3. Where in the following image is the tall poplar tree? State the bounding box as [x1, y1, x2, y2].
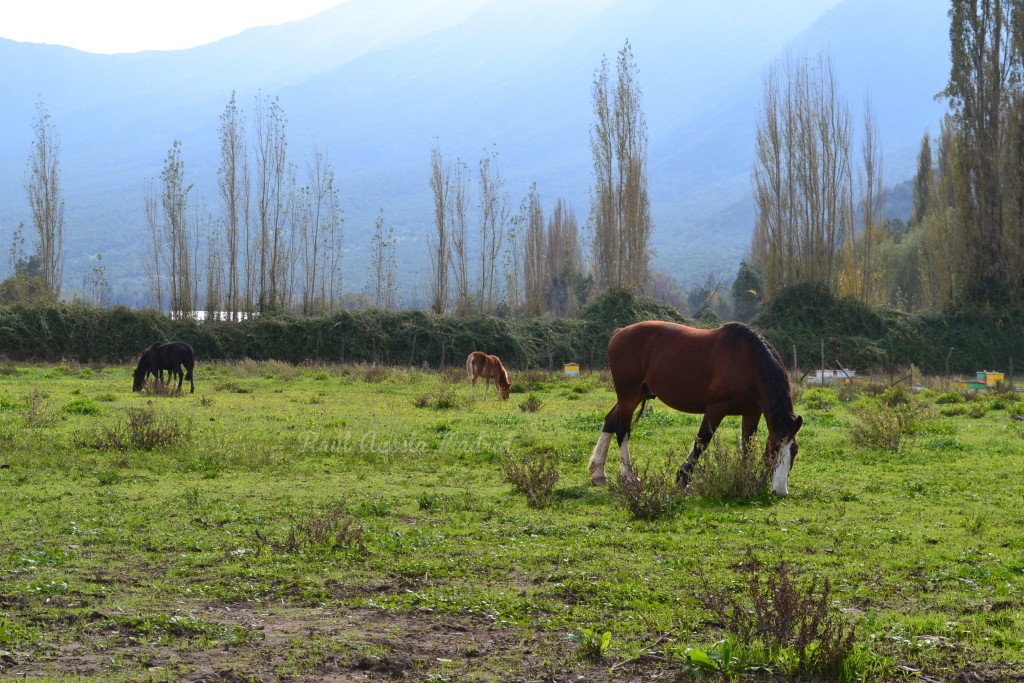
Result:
[25, 100, 64, 300]
[590, 40, 652, 292]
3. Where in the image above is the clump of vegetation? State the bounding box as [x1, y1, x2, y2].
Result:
[414, 384, 468, 410]
[142, 378, 183, 396]
[518, 394, 543, 412]
[0, 362, 17, 376]
[80, 403, 191, 451]
[849, 396, 923, 451]
[501, 446, 559, 508]
[513, 369, 553, 394]
[25, 390, 59, 427]
[260, 360, 302, 381]
[802, 386, 838, 411]
[934, 390, 966, 405]
[569, 627, 612, 661]
[360, 364, 389, 383]
[611, 458, 684, 519]
[260, 502, 366, 556]
[691, 550, 858, 679]
[63, 397, 100, 415]
[686, 438, 770, 502]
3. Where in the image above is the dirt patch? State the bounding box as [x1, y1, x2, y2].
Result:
[2, 602, 641, 681]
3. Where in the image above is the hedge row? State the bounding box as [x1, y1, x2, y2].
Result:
[1, 285, 1020, 375]
[0, 288, 683, 370]
[752, 283, 1024, 376]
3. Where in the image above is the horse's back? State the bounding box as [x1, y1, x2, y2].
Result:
[607, 321, 754, 413]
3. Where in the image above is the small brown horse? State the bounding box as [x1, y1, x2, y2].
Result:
[466, 351, 511, 400]
[588, 321, 803, 496]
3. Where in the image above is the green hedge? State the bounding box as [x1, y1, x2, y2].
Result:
[0, 288, 685, 370]
[753, 283, 1024, 375]
[3, 285, 1017, 375]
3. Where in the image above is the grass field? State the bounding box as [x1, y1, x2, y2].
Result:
[0, 360, 1022, 681]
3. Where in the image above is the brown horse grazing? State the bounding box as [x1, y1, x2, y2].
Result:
[132, 341, 196, 393]
[587, 321, 803, 497]
[466, 351, 511, 400]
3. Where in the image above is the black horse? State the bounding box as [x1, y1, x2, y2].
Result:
[132, 341, 196, 393]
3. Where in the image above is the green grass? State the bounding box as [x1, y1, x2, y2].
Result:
[0, 363, 1022, 680]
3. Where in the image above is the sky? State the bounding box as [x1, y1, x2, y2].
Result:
[1, 0, 345, 54]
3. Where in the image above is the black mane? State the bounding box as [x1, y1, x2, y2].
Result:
[719, 322, 793, 420]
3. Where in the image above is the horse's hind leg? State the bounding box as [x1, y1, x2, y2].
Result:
[588, 428, 613, 485]
[588, 401, 638, 485]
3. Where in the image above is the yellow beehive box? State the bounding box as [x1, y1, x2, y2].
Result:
[564, 362, 580, 377]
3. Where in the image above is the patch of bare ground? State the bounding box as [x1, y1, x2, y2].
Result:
[1, 602, 656, 681]
[956, 663, 1024, 682]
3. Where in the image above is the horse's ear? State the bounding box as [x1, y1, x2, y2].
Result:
[794, 415, 803, 433]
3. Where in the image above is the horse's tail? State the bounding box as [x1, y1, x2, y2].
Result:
[631, 383, 656, 426]
[184, 344, 196, 381]
[632, 398, 649, 427]
[466, 352, 476, 379]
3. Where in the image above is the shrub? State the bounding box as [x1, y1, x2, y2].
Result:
[63, 398, 100, 415]
[686, 438, 770, 502]
[611, 458, 684, 520]
[260, 360, 302, 381]
[849, 398, 922, 451]
[361, 364, 388, 383]
[258, 502, 365, 556]
[879, 383, 913, 407]
[25, 390, 59, 427]
[80, 403, 191, 451]
[801, 387, 838, 411]
[501, 446, 559, 508]
[414, 385, 468, 410]
[518, 394, 543, 412]
[696, 549, 858, 678]
[935, 390, 966, 405]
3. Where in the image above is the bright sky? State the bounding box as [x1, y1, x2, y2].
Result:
[1, 1, 345, 54]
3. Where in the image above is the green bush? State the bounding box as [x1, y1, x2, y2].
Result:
[802, 387, 838, 411]
[501, 446, 560, 509]
[686, 438, 770, 502]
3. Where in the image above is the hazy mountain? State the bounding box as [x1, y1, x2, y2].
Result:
[0, 0, 950, 304]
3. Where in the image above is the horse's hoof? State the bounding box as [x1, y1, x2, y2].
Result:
[591, 476, 607, 486]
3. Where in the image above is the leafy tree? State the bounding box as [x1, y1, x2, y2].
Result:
[730, 262, 763, 322]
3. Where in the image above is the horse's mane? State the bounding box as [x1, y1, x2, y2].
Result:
[720, 322, 792, 417]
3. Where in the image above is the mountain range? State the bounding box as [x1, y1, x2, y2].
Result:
[0, 0, 951, 305]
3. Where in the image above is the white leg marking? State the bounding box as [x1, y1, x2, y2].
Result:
[588, 432, 613, 485]
[771, 440, 793, 497]
[619, 434, 636, 481]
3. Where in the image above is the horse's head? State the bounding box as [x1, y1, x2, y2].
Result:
[132, 359, 148, 391]
[498, 371, 511, 400]
[766, 413, 803, 497]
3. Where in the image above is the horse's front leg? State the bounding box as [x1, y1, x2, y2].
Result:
[677, 412, 724, 487]
[741, 413, 761, 458]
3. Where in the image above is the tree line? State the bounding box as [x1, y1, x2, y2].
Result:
[2, 41, 654, 320]
[8, 3, 1022, 323]
[747, 0, 1024, 315]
